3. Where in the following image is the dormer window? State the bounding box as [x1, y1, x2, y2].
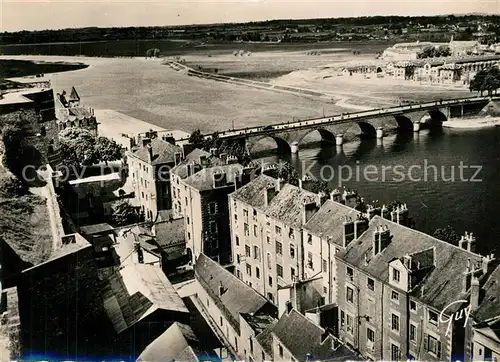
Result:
[392, 268, 401, 282]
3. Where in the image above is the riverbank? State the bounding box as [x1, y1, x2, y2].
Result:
[443, 117, 500, 129]
[0, 59, 88, 79]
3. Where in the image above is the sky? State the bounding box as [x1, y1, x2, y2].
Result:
[1, 0, 498, 32]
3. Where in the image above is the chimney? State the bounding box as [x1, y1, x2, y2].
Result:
[373, 225, 391, 256]
[343, 190, 358, 208]
[381, 204, 389, 219]
[354, 214, 369, 239]
[330, 189, 342, 203]
[219, 153, 228, 163]
[264, 185, 277, 206]
[285, 300, 293, 314]
[141, 137, 151, 148]
[482, 254, 495, 275]
[199, 155, 209, 167]
[459, 235, 468, 250]
[302, 200, 318, 225]
[146, 143, 153, 161]
[276, 177, 285, 192]
[174, 152, 182, 165]
[186, 163, 193, 177]
[470, 276, 480, 311]
[366, 205, 378, 220]
[61, 235, 77, 245]
[305, 306, 321, 326]
[343, 216, 355, 247]
[317, 191, 328, 206]
[466, 232, 476, 253]
[213, 171, 227, 188]
[209, 147, 217, 156]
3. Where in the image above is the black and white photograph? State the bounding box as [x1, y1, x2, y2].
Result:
[0, 0, 499, 361]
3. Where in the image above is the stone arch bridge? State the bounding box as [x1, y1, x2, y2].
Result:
[184, 96, 496, 154]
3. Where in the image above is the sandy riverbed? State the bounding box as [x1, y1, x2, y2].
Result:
[443, 117, 500, 129]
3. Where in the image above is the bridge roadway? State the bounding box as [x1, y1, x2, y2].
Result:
[197, 95, 498, 141]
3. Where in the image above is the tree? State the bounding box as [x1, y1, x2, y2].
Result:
[146, 48, 161, 58]
[95, 136, 122, 163]
[111, 200, 142, 226]
[436, 45, 451, 57]
[189, 129, 204, 145]
[59, 128, 97, 169]
[433, 225, 461, 245]
[470, 66, 500, 95]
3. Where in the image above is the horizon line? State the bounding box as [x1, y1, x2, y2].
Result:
[2, 11, 498, 34]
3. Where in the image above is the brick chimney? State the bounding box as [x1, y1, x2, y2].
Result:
[470, 276, 480, 311]
[373, 225, 391, 257]
[302, 200, 319, 224]
[354, 214, 369, 239]
[264, 185, 277, 206]
[330, 189, 342, 203]
[343, 216, 355, 247]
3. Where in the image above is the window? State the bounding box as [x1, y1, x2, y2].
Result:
[346, 314, 353, 334]
[269, 276, 273, 286]
[250, 338, 253, 353]
[187, 217, 190, 225]
[428, 310, 438, 325]
[290, 267, 295, 279]
[367, 278, 375, 291]
[235, 236, 239, 246]
[246, 263, 252, 276]
[237, 255, 241, 264]
[425, 334, 441, 358]
[253, 245, 260, 260]
[392, 268, 401, 282]
[185, 197, 188, 205]
[253, 208, 257, 217]
[391, 314, 400, 332]
[346, 287, 354, 304]
[341, 310, 345, 326]
[278, 344, 283, 358]
[410, 300, 417, 312]
[322, 259, 327, 272]
[245, 245, 251, 257]
[262, 352, 265, 361]
[289, 228, 294, 239]
[307, 252, 313, 268]
[391, 290, 399, 302]
[235, 337, 238, 352]
[254, 225, 258, 237]
[266, 233, 271, 244]
[234, 214, 238, 222]
[307, 233, 312, 244]
[367, 328, 375, 343]
[276, 241, 283, 255]
[243, 209, 249, 220]
[275, 226, 282, 236]
[188, 232, 191, 240]
[244, 223, 249, 236]
[267, 253, 272, 269]
[220, 316, 223, 326]
[209, 221, 218, 234]
[346, 267, 354, 279]
[391, 344, 400, 361]
[290, 244, 295, 259]
[256, 267, 260, 279]
[410, 324, 417, 342]
[277, 264, 283, 278]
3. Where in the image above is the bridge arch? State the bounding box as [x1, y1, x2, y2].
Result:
[296, 128, 336, 146]
[246, 135, 291, 154]
[394, 115, 414, 131]
[424, 110, 447, 128]
[357, 121, 377, 137]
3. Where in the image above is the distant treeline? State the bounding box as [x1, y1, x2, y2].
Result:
[1, 14, 499, 45]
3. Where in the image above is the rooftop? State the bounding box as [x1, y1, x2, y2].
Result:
[129, 137, 182, 165]
[475, 265, 500, 322]
[171, 148, 225, 179]
[0, 88, 45, 106]
[194, 253, 276, 333]
[337, 216, 483, 312]
[154, 218, 185, 249]
[136, 322, 199, 362]
[183, 163, 244, 192]
[102, 263, 189, 334]
[272, 309, 359, 361]
[80, 223, 115, 236]
[303, 200, 358, 245]
[230, 174, 277, 209]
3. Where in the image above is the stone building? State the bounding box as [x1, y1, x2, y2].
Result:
[126, 133, 183, 221]
[0, 88, 61, 168]
[181, 163, 244, 265]
[335, 217, 495, 361]
[55, 87, 98, 137]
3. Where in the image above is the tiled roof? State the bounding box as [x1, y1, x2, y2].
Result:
[130, 138, 182, 165]
[102, 263, 188, 334]
[194, 253, 276, 333]
[230, 174, 277, 209]
[303, 200, 358, 246]
[475, 265, 500, 322]
[154, 218, 185, 248]
[255, 319, 278, 357]
[337, 216, 483, 312]
[80, 223, 114, 235]
[272, 309, 359, 361]
[183, 164, 244, 192]
[136, 322, 199, 362]
[265, 184, 318, 229]
[68, 107, 93, 120]
[171, 148, 225, 179]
